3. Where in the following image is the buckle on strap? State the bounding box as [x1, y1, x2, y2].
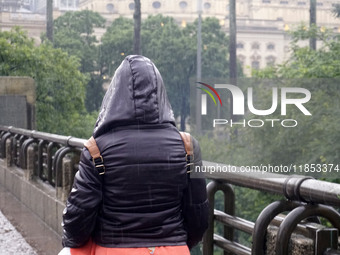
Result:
[185, 154, 194, 162]
[93, 156, 105, 175]
[186, 163, 194, 173]
[186, 154, 194, 174]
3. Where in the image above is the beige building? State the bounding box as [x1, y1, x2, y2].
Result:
[79, 0, 340, 73]
[1, 0, 340, 72]
[0, 0, 77, 42]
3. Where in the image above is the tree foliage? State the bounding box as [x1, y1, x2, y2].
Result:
[251, 25, 340, 176]
[196, 26, 340, 248]
[198, 25, 340, 180]
[53, 10, 105, 72]
[100, 15, 235, 131]
[2, 13, 235, 134]
[100, 17, 134, 77]
[52, 10, 106, 112]
[141, 15, 196, 130]
[0, 27, 94, 137]
[264, 24, 340, 78]
[142, 15, 235, 130]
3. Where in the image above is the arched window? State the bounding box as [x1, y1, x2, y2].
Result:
[252, 42, 260, 50]
[266, 56, 276, 66]
[152, 1, 161, 9]
[267, 43, 275, 50]
[129, 2, 135, 10]
[179, 1, 188, 9]
[236, 42, 244, 49]
[252, 61, 260, 70]
[106, 4, 114, 12]
[203, 2, 211, 9]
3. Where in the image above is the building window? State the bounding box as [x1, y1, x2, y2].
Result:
[152, 1, 161, 9]
[252, 42, 260, 50]
[106, 3, 114, 12]
[267, 43, 275, 50]
[129, 2, 135, 10]
[297, 1, 306, 5]
[266, 56, 276, 66]
[262, 0, 271, 3]
[60, 0, 77, 8]
[203, 2, 211, 9]
[280, 1, 288, 4]
[236, 42, 244, 49]
[179, 1, 188, 9]
[251, 61, 260, 70]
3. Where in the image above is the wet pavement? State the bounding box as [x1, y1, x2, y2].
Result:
[0, 185, 62, 255]
[0, 209, 37, 254]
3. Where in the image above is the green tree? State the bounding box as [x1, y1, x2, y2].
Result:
[0, 27, 95, 137]
[53, 10, 105, 72]
[100, 15, 240, 131]
[252, 25, 340, 181]
[196, 26, 340, 249]
[141, 15, 233, 130]
[100, 17, 134, 77]
[253, 24, 340, 80]
[51, 10, 106, 112]
[141, 15, 196, 130]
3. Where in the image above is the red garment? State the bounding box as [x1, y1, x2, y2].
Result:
[70, 240, 190, 255]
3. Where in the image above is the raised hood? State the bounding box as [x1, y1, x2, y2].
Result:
[93, 55, 175, 138]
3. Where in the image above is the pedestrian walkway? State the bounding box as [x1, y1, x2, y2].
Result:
[0, 209, 37, 254]
[0, 185, 62, 255]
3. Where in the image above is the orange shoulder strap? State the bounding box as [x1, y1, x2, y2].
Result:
[179, 132, 193, 156]
[179, 132, 194, 174]
[84, 136, 105, 175]
[84, 136, 101, 159]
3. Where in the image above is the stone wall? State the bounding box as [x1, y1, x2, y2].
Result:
[0, 141, 64, 237]
[0, 77, 36, 129]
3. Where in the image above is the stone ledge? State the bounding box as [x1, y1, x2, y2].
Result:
[0, 159, 64, 241]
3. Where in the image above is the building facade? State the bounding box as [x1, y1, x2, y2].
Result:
[78, 0, 340, 73]
[1, 0, 340, 72]
[0, 0, 79, 42]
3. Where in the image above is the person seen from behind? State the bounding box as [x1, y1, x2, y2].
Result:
[59, 55, 209, 255]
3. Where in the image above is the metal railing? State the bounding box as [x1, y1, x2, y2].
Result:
[0, 125, 85, 188]
[203, 162, 340, 255]
[1, 125, 340, 255]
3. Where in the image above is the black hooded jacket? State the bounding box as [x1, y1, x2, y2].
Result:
[62, 55, 209, 249]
